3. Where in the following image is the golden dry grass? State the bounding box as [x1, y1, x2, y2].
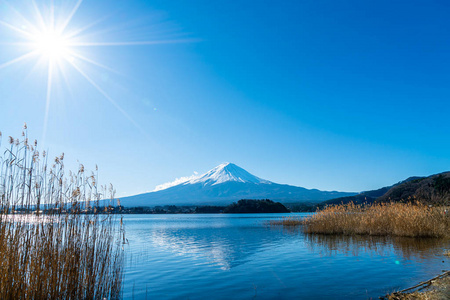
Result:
[270, 216, 303, 226]
[0, 126, 125, 299]
[272, 202, 450, 238]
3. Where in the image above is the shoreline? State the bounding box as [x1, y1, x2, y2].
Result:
[381, 270, 449, 299]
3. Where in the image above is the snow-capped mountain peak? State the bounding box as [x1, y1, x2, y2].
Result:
[187, 163, 271, 186]
[120, 162, 357, 206]
[154, 163, 272, 192]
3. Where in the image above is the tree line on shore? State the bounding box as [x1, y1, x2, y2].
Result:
[110, 199, 290, 214]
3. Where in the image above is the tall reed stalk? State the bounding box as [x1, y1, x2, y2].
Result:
[0, 125, 125, 299]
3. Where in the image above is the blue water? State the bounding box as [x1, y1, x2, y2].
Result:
[122, 213, 449, 299]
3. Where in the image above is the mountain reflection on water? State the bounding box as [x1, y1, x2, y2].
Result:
[126, 214, 296, 270]
[123, 214, 449, 299]
[146, 226, 291, 270]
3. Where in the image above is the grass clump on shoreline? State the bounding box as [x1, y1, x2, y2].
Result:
[0, 126, 125, 299]
[272, 202, 449, 238]
[384, 271, 450, 300]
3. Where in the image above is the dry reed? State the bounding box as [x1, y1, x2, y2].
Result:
[272, 202, 450, 238]
[270, 216, 303, 227]
[0, 125, 125, 299]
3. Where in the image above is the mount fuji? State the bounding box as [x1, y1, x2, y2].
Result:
[118, 163, 356, 207]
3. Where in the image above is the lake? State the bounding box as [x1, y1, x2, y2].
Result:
[122, 213, 449, 299]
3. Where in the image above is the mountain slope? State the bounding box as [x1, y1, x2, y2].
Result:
[377, 172, 450, 204]
[119, 163, 357, 207]
[322, 176, 423, 205]
[322, 172, 450, 206]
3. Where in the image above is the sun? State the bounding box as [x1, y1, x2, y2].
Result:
[0, 0, 189, 143]
[0, 0, 128, 140]
[32, 29, 71, 61]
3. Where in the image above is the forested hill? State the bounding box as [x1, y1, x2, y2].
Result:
[323, 172, 450, 206]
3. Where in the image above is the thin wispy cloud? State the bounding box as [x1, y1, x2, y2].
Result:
[153, 171, 199, 192]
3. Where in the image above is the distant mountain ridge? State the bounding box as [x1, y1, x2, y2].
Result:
[323, 172, 450, 206]
[118, 163, 357, 207]
[378, 172, 450, 204]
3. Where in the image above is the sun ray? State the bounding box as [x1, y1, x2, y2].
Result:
[0, 42, 34, 46]
[0, 50, 39, 69]
[0, 20, 35, 39]
[59, 0, 83, 33]
[57, 60, 75, 99]
[23, 56, 48, 84]
[49, 1, 55, 30]
[67, 50, 118, 74]
[0, 1, 42, 35]
[64, 16, 110, 40]
[42, 60, 53, 145]
[67, 60, 149, 137]
[31, 0, 47, 32]
[71, 38, 199, 47]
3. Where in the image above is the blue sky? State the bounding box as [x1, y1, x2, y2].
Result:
[1, 0, 449, 197]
